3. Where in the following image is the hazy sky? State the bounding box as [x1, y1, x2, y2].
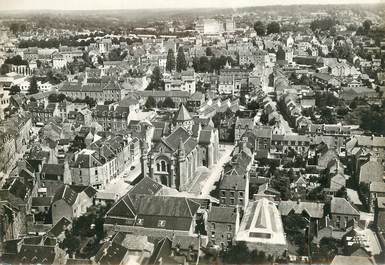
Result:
[0, 0, 382, 10]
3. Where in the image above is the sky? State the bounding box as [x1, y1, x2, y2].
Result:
[0, 0, 382, 11]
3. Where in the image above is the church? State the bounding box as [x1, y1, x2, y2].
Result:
[141, 104, 219, 191]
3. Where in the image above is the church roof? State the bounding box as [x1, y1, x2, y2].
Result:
[174, 104, 192, 122]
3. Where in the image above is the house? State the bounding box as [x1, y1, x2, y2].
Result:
[375, 197, 385, 234]
[92, 104, 130, 131]
[219, 150, 252, 208]
[278, 200, 324, 220]
[358, 159, 384, 185]
[47, 217, 72, 241]
[164, 70, 196, 94]
[104, 195, 202, 238]
[186, 91, 205, 111]
[207, 206, 240, 249]
[51, 185, 95, 224]
[235, 198, 287, 257]
[16, 244, 67, 265]
[330, 197, 360, 231]
[234, 117, 255, 143]
[93, 241, 130, 265]
[330, 255, 377, 265]
[370, 181, 385, 212]
[340, 86, 378, 103]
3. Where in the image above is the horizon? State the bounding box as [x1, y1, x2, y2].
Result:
[0, 0, 383, 11]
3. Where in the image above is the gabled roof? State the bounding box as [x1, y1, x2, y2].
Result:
[136, 195, 200, 218]
[18, 245, 56, 265]
[52, 185, 78, 206]
[148, 237, 172, 265]
[105, 193, 136, 219]
[208, 206, 237, 223]
[94, 241, 128, 265]
[330, 255, 376, 265]
[128, 177, 163, 197]
[278, 200, 324, 219]
[330, 197, 359, 216]
[48, 217, 72, 238]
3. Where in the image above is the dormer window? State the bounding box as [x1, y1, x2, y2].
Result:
[157, 220, 166, 228]
[136, 218, 144, 226]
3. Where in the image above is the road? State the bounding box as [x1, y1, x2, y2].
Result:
[102, 157, 142, 197]
[189, 144, 234, 197]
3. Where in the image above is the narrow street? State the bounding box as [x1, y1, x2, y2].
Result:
[189, 143, 234, 197]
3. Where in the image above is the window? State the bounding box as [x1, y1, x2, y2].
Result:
[230, 198, 235, 204]
[211, 223, 215, 230]
[95, 170, 98, 175]
[239, 191, 243, 197]
[211, 231, 215, 238]
[227, 233, 232, 239]
[158, 220, 166, 228]
[221, 191, 226, 197]
[227, 225, 232, 231]
[230, 191, 235, 197]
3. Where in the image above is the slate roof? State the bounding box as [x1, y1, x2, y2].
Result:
[278, 200, 324, 219]
[52, 185, 78, 206]
[370, 181, 385, 193]
[69, 185, 97, 198]
[359, 160, 384, 184]
[31, 196, 53, 207]
[174, 104, 192, 122]
[19, 245, 56, 265]
[128, 177, 163, 197]
[136, 196, 200, 218]
[105, 193, 136, 219]
[198, 129, 212, 145]
[208, 206, 238, 223]
[220, 174, 247, 191]
[149, 237, 172, 265]
[94, 241, 128, 265]
[330, 197, 360, 216]
[41, 164, 64, 179]
[48, 217, 72, 238]
[330, 255, 376, 265]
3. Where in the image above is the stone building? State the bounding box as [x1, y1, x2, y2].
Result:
[141, 104, 219, 191]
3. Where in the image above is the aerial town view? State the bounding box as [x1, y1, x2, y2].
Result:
[0, 0, 384, 264]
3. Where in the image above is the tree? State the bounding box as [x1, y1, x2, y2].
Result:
[166, 48, 175, 72]
[146, 66, 164, 91]
[276, 46, 286, 61]
[267, 22, 280, 35]
[363, 19, 372, 32]
[205, 47, 213, 56]
[145, 96, 156, 109]
[0, 64, 11, 75]
[246, 100, 259, 110]
[253, 21, 266, 36]
[9, 85, 20, 95]
[336, 186, 347, 199]
[28, 76, 39, 95]
[60, 231, 80, 256]
[176, 47, 187, 72]
[162, 97, 175, 108]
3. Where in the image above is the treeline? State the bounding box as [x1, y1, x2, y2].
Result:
[310, 17, 339, 32]
[18, 36, 142, 49]
[253, 21, 281, 36]
[192, 55, 238, 73]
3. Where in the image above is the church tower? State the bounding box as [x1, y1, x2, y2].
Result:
[173, 104, 193, 133]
